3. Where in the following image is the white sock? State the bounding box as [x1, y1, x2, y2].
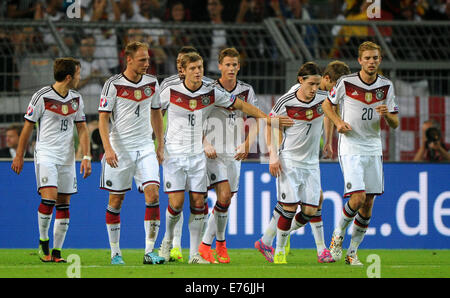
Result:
[188, 207, 205, 258]
[335, 201, 357, 237]
[202, 211, 216, 245]
[53, 204, 70, 250]
[165, 205, 182, 242]
[310, 210, 326, 254]
[214, 202, 229, 242]
[37, 198, 55, 241]
[106, 205, 121, 258]
[347, 213, 371, 256]
[144, 220, 160, 254]
[172, 213, 183, 248]
[262, 203, 282, 246]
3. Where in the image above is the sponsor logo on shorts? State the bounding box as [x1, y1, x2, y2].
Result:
[166, 182, 171, 189]
[346, 182, 352, 189]
[106, 180, 113, 187]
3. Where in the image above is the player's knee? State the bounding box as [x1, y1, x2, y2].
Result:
[218, 190, 232, 205]
[144, 187, 159, 204]
[351, 191, 366, 209]
[301, 205, 318, 217]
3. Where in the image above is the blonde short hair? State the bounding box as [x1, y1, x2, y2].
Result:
[358, 41, 382, 58]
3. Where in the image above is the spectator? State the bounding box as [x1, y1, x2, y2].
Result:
[128, 0, 168, 47]
[0, 29, 19, 93]
[13, 27, 54, 93]
[413, 119, 450, 162]
[0, 124, 33, 158]
[329, 0, 370, 58]
[6, 0, 37, 19]
[278, 0, 318, 57]
[205, 0, 226, 76]
[236, 0, 278, 23]
[164, 1, 192, 72]
[77, 34, 111, 113]
[34, 0, 77, 56]
[83, 0, 121, 74]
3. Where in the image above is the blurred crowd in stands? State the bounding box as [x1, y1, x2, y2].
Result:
[0, 0, 448, 94]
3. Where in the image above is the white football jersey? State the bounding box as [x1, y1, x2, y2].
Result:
[99, 73, 161, 152]
[327, 72, 399, 155]
[205, 80, 259, 155]
[270, 86, 327, 168]
[160, 74, 214, 110]
[160, 80, 236, 157]
[24, 86, 86, 165]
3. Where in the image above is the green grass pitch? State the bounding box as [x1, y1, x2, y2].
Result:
[0, 248, 449, 278]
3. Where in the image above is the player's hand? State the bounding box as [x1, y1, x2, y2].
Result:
[204, 142, 217, 159]
[269, 152, 282, 177]
[375, 104, 388, 116]
[322, 142, 333, 159]
[156, 145, 164, 164]
[105, 148, 119, 168]
[234, 142, 249, 161]
[336, 120, 352, 134]
[270, 115, 294, 128]
[80, 159, 92, 179]
[11, 156, 24, 175]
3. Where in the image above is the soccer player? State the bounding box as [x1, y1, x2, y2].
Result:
[160, 46, 214, 263]
[258, 62, 328, 264]
[322, 41, 399, 265]
[158, 52, 293, 264]
[255, 61, 351, 263]
[198, 47, 259, 264]
[11, 57, 92, 263]
[98, 41, 165, 265]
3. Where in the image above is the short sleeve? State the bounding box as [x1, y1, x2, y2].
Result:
[24, 93, 45, 123]
[327, 80, 345, 105]
[386, 83, 399, 114]
[214, 86, 236, 108]
[151, 81, 162, 109]
[98, 78, 117, 112]
[75, 95, 87, 122]
[248, 86, 259, 109]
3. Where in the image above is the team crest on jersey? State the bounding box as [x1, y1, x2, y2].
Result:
[144, 87, 152, 97]
[71, 100, 78, 111]
[306, 109, 313, 120]
[134, 90, 142, 100]
[189, 99, 197, 110]
[61, 104, 69, 115]
[365, 92, 372, 103]
[375, 89, 384, 100]
[317, 105, 324, 115]
[201, 95, 211, 106]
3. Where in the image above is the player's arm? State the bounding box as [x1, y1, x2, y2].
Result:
[76, 121, 92, 178]
[375, 104, 399, 129]
[151, 108, 165, 164]
[265, 117, 283, 177]
[235, 117, 259, 161]
[11, 120, 34, 174]
[98, 111, 118, 168]
[322, 110, 335, 159]
[232, 98, 294, 128]
[322, 99, 351, 133]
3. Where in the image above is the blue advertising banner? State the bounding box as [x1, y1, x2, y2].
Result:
[0, 161, 449, 249]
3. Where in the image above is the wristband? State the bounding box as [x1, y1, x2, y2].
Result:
[83, 155, 92, 161]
